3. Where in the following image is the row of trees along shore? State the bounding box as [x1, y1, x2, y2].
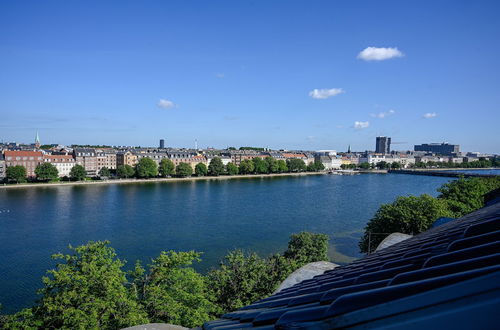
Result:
[3, 157, 326, 184]
[1, 232, 328, 329]
[341, 157, 500, 170]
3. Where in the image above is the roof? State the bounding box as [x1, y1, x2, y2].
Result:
[282, 153, 306, 159]
[4, 150, 43, 157]
[204, 201, 500, 329]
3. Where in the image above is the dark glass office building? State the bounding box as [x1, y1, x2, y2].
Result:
[375, 136, 391, 154]
[414, 143, 459, 155]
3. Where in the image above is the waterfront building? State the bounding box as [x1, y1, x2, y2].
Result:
[73, 148, 97, 176]
[116, 151, 138, 167]
[168, 150, 197, 167]
[0, 154, 5, 180]
[3, 150, 44, 177]
[190, 154, 208, 169]
[136, 152, 170, 165]
[315, 155, 342, 170]
[375, 136, 391, 154]
[414, 143, 460, 156]
[415, 155, 450, 164]
[303, 152, 316, 165]
[43, 154, 76, 177]
[96, 150, 117, 171]
[282, 153, 307, 162]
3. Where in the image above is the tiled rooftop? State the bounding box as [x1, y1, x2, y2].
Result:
[204, 201, 500, 329]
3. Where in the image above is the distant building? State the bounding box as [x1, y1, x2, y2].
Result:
[43, 154, 76, 177]
[159, 139, 165, 149]
[375, 136, 391, 154]
[414, 143, 459, 156]
[4, 150, 44, 177]
[96, 150, 117, 171]
[116, 151, 138, 167]
[168, 151, 197, 167]
[0, 153, 5, 180]
[73, 148, 97, 176]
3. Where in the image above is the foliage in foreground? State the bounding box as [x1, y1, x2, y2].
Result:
[4, 241, 148, 329]
[359, 176, 500, 253]
[207, 232, 329, 313]
[1, 232, 330, 329]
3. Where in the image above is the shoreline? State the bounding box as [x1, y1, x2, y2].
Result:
[0, 172, 326, 189]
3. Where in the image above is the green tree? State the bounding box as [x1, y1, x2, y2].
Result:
[265, 156, 279, 173]
[359, 162, 370, 170]
[283, 232, 329, 266]
[277, 159, 288, 173]
[136, 157, 158, 178]
[132, 251, 214, 328]
[438, 177, 500, 217]
[376, 161, 389, 169]
[226, 162, 239, 175]
[6, 241, 148, 329]
[207, 232, 330, 315]
[238, 159, 255, 174]
[117, 164, 135, 178]
[252, 157, 269, 174]
[176, 162, 193, 177]
[195, 163, 208, 176]
[6, 165, 27, 183]
[206, 250, 276, 314]
[98, 166, 111, 178]
[159, 159, 175, 177]
[286, 159, 306, 172]
[70, 164, 86, 181]
[35, 162, 59, 182]
[391, 162, 401, 169]
[359, 194, 453, 253]
[208, 157, 225, 176]
[307, 160, 325, 172]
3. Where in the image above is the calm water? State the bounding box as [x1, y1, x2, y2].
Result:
[0, 174, 451, 313]
[446, 169, 500, 175]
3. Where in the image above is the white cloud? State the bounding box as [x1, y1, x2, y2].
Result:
[309, 88, 345, 99]
[357, 47, 404, 61]
[423, 112, 437, 119]
[354, 121, 370, 129]
[215, 73, 225, 78]
[371, 109, 396, 118]
[158, 99, 176, 109]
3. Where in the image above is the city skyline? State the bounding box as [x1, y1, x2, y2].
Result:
[1, 1, 500, 153]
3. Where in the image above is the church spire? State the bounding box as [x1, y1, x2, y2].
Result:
[347, 144, 351, 153]
[35, 131, 40, 148]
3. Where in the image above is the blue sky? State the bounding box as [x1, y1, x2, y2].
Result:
[1, 1, 499, 153]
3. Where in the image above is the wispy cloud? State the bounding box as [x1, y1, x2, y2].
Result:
[309, 88, 344, 99]
[354, 121, 370, 130]
[423, 112, 437, 119]
[306, 135, 316, 142]
[215, 73, 225, 78]
[158, 99, 176, 109]
[357, 47, 404, 61]
[371, 109, 395, 119]
[224, 115, 239, 121]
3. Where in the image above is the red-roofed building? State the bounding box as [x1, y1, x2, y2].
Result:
[4, 150, 44, 177]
